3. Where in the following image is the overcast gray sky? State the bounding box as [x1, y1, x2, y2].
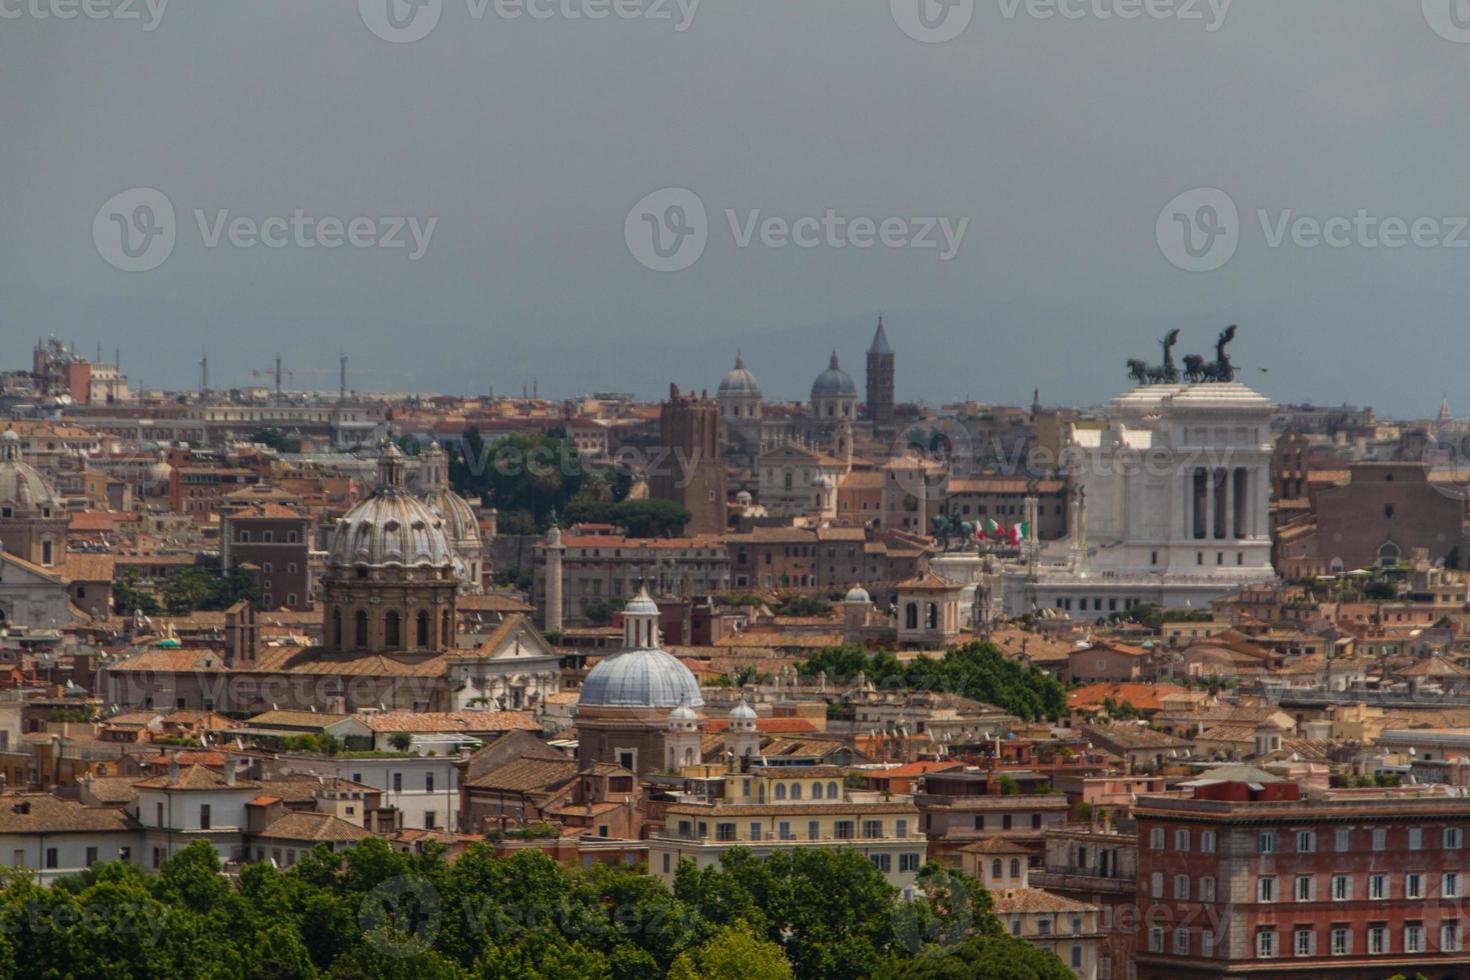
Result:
[5, 1, 1470, 415]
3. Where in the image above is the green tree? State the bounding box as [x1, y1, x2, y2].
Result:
[668, 921, 793, 980]
[113, 569, 163, 616]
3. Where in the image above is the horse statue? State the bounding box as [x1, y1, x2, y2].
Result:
[1127, 359, 1150, 385]
[1215, 325, 1237, 382]
[1161, 329, 1181, 383]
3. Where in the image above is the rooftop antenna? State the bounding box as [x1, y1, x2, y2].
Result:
[339, 354, 348, 404]
[200, 349, 209, 393]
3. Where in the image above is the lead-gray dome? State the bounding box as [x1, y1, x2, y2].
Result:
[811, 351, 856, 397]
[0, 430, 63, 510]
[326, 443, 456, 570]
[579, 649, 705, 709]
[719, 353, 761, 396]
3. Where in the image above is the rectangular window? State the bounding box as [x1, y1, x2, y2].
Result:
[1259, 831, 1278, 854]
[1148, 928, 1163, 954]
[200, 804, 211, 830]
[1297, 830, 1315, 853]
[1369, 874, 1387, 900]
[1151, 872, 1164, 898]
[1295, 928, 1314, 957]
[808, 821, 820, 841]
[1174, 875, 1190, 900]
[662, 853, 670, 874]
[393, 773, 402, 792]
[1372, 828, 1387, 851]
[1258, 876, 1276, 902]
[44, 848, 58, 870]
[1331, 927, 1350, 956]
[1172, 929, 1190, 955]
[1446, 872, 1461, 898]
[425, 773, 434, 793]
[716, 823, 737, 842]
[1200, 830, 1216, 853]
[900, 853, 921, 873]
[85, 847, 98, 866]
[750, 823, 763, 841]
[425, 812, 436, 830]
[778, 821, 791, 840]
[1409, 828, 1423, 851]
[1200, 876, 1215, 902]
[1404, 924, 1424, 953]
[1332, 875, 1352, 901]
[1257, 930, 1277, 959]
[896, 819, 908, 838]
[1336, 828, 1351, 852]
[1149, 827, 1165, 850]
[1295, 876, 1314, 902]
[1368, 926, 1387, 954]
[863, 820, 883, 839]
[1446, 827, 1463, 849]
[1443, 922, 1461, 952]
[1175, 829, 1190, 851]
[1201, 930, 1214, 957]
[1406, 873, 1423, 899]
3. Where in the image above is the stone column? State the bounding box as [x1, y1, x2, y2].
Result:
[544, 527, 565, 633]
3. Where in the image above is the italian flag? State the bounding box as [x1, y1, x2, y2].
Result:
[984, 519, 1002, 540]
[1010, 522, 1031, 545]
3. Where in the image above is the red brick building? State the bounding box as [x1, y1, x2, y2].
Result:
[1135, 768, 1470, 978]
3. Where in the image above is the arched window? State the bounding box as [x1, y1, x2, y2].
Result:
[811, 782, 823, 800]
[41, 540, 53, 566]
[992, 858, 1002, 878]
[827, 781, 839, 800]
[417, 611, 430, 647]
[354, 610, 368, 648]
[332, 609, 343, 649]
[442, 610, 452, 647]
[1010, 858, 1020, 878]
[775, 784, 786, 801]
[905, 603, 919, 630]
[1377, 541, 1401, 568]
[385, 611, 401, 648]
[790, 783, 802, 800]
[925, 602, 938, 630]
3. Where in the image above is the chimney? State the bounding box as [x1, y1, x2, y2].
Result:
[224, 757, 238, 787]
[167, 755, 180, 786]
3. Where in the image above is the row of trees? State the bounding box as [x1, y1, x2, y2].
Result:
[0, 839, 1072, 979]
[797, 643, 1067, 722]
[112, 566, 261, 617]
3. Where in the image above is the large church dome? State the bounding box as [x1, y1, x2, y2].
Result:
[718, 353, 761, 396]
[811, 351, 856, 398]
[326, 443, 456, 570]
[416, 442, 481, 547]
[578, 584, 704, 709]
[578, 649, 706, 709]
[0, 431, 63, 510]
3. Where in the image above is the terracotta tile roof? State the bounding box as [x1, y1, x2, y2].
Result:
[991, 887, 1097, 915]
[63, 553, 115, 583]
[456, 593, 536, 614]
[358, 711, 540, 734]
[703, 718, 818, 735]
[0, 794, 136, 834]
[664, 801, 918, 818]
[244, 710, 355, 729]
[258, 810, 373, 843]
[133, 764, 260, 791]
[465, 757, 579, 793]
[1068, 683, 1203, 713]
[958, 836, 1032, 854]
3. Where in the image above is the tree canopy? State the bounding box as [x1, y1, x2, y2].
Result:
[0, 839, 1069, 980]
[798, 643, 1067, 722]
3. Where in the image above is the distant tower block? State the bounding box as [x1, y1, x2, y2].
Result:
[650, 385, 728, 536]
[866, 316, 896, 433]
